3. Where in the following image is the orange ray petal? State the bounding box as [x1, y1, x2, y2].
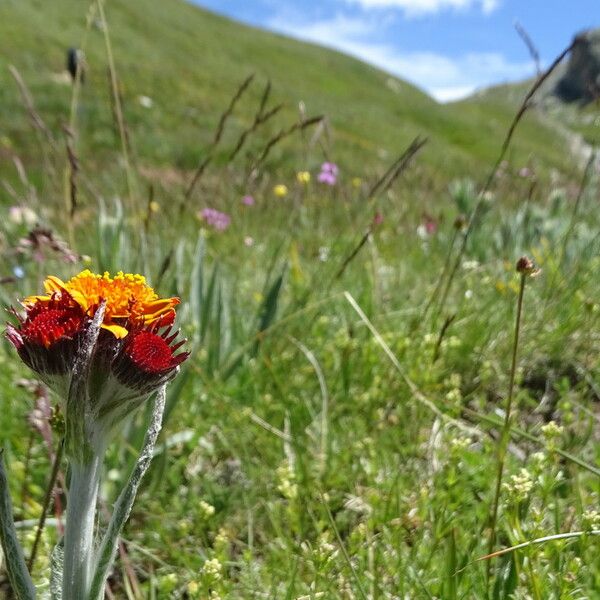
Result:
[101, 323, 129, 339]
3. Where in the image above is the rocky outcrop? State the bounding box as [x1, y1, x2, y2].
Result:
[554, 28, 600, 104]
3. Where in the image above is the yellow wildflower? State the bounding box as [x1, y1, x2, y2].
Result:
[296, 171, 311, 184]
[273, 184, 288, 197]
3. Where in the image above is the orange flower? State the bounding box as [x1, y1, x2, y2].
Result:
[8, 269, 188, 422]
[23, 270, 179, 339]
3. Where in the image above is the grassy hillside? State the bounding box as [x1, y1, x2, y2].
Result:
[465, 73, 600, 148]
[0, 0, 586, 191]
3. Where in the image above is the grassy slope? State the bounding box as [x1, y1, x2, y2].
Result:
[466, 74, 600, 148]
[0, 0, 581, 186]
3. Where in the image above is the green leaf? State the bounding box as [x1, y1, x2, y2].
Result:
[253, 266, 286, 355]
[189, 232, 205, 343]
[203, 263, 220, 341]
[96, 198, 124, 274]
[162, 366, 191, 427]
[0, 451, 36, 600]
[492, 555, 517, 600]
[444, 529, 457, 600]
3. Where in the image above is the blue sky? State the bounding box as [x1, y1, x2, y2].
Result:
[190, 0, 598, 101]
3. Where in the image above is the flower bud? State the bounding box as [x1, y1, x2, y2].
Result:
[6, 293, 88, 398]
[515, 256, 540, 277]
[453, 214, 468, 231]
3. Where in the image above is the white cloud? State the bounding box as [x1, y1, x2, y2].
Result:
[431, 85, 477, 102]
[267, 14, 533, 102]
[345, 0, 500, 16]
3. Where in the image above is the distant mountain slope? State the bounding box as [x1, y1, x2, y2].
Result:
[0, 0, 587, 183]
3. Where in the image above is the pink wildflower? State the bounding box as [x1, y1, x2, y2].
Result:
[199, 208, 231, 231]
[242, 195, 255, 206]
[321, 162, 339, 177]
[372, 212, 384, 227]
[422, 214, 438, 235]
[318, 171, 337, 185]
[519, 167, 532, 178]
[318, 161, 338, 186]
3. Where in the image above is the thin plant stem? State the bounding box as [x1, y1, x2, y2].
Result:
[537, 151, 596, 326]
[28, 438, 64, 571]
[289, 337, 329, 477]
[96, 0, 137, 211]
[67, 2, 97, 134]
[89, 388, 166, 600]
[486, 271, 527, 581]
[320, 490, 368, 600]
[421, 226, 459, 328]
[558, 151, 596, 269]
[64, 2, 97, 249]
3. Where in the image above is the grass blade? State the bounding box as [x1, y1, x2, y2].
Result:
[254, 267, 286, 355]
[0, 450, 36, 600]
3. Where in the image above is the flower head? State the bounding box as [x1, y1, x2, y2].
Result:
[516, 256, 540, 277]
[7, 292, 87, 396]
[453, 214, 468, 231]
[321, 162, 339, 177]
[199, 208, 231, 231]
[296, 171, 311, 184]
[423, 214, 438, 235]
[9, 205, 37, 226]
[273, 184, 288, 198]
[7, 270, 188, 454]
[417, 214, 438, 238]
[17, 226, 78, 264]
[318, 171, 336, 186]
[241, 195, 255, 206]
[318, 162, 338, 186]
[518, 167, 532, 178]
[14, 298, 84, 349]
[110, 325, 188, 398]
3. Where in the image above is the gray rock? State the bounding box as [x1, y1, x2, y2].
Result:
[553, 28, 600, 104]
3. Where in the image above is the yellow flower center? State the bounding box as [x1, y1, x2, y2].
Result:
[24, 270, 179, 338]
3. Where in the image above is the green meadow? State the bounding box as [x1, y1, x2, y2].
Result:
[0, 0, 600, 598]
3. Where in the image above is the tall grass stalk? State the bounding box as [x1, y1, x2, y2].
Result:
[96, 0, 137, 212]
[558, 151, 596, 269]
[63, 1, 97, 248]
[420, 225, 459, 328]
[290, 336, 329, 477]
[486, 259, 532, 582]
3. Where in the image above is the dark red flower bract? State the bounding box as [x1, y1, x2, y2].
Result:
[20, 305, 85, 349]
[127, 330, 181, 373]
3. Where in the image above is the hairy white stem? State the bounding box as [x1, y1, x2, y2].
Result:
[62, 454, 102, 600]
[89, 387, 166, 600]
